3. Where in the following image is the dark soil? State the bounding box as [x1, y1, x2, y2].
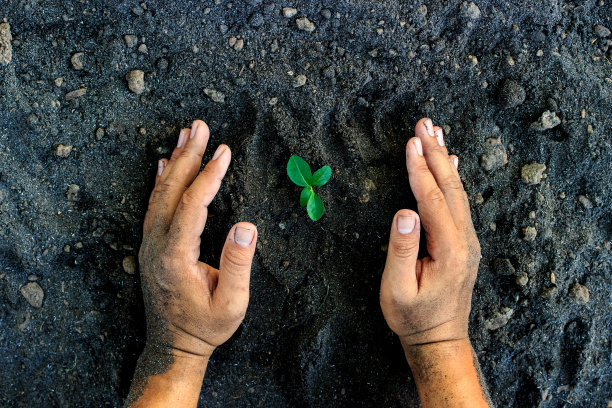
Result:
[1, 1, 611, 407]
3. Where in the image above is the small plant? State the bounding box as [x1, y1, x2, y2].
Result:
[287, 155, 331, 221]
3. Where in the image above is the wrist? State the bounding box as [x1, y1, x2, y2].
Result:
[401, 337, 472, 367]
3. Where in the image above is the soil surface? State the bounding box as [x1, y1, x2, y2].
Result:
[1, 1, 611, 407]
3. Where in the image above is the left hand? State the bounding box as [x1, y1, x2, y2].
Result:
[138, 120, 258, 359]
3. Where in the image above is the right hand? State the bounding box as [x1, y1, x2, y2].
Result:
[380, 118, 481, 349]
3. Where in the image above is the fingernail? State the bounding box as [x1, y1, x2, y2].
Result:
[414, 138, 423, 156]
[397, 215, 416, 234]
[190, 121, 199, 139]
[452, 156, 458, 169]
[177, 129, 187, 148]
[234, 227, 255, 247]
[424, 119, 434, 137]
[212, 145, 226, 160]
[435, 128, 444, 146]
[157, 160, 165, 176]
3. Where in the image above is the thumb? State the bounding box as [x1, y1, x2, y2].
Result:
[381, 210, 421, 299]
[214, 222, 258, 318]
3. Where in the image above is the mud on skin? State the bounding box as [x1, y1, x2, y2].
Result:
[0, 1, 610, 407]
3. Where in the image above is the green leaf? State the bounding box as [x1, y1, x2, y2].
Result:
[287, 155, 313, 187]
[300, 187, 312, 207]
[307, 192, 325, 221]
[309, 165, 332, 187]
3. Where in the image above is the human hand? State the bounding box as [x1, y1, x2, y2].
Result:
[138, 120, 257, 360]
[380, 118, 481, 349]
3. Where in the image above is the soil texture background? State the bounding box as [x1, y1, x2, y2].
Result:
[0, 0, 611, 407]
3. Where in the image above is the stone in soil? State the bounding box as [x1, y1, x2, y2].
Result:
[594, 24, 611, 38]
[479, 138, 508, 172]
[126, 70, 145, 94]
[530, 110, 561, 130]
[55, 144, 72, 158]
[66, 184, 80, 200]
[20, 282, 44, 308]
[296, 17, 315, 32]
[522, 226, 537, 241]
[460, 1, 481, 19]
[124, 34, 138, 48]
[516, 272, 529, 286]
[71, 52, 84, 70]
[293, 74, 307, 87]
[65, 88, 87, 100]
[123, 256, 138, 275]
[484, 307, 514, 330]
[282, 7, 297, 18]
[521, 163, 547, 185]
[493, 258, 515, 275]
[569, 283, 589, 304]
[203, 88, 226, 103]
[498, 79, 526, 108]
[0, 23, 12, 65]
[577, 195, 593, 209]
[249, 12, 264, 27]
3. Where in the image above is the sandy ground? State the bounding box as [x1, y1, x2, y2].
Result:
[0, 1, 611, 407]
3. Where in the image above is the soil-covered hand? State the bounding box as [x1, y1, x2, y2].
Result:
[380, 117, 481, 348]
[138, 119, 257, 360]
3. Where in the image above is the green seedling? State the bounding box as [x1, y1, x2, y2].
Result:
[287, 155, 331, 221]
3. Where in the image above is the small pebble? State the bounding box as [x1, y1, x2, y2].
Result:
[460, 1, 481, 19]
[541, 287, 558, 299]
[577, 195, 593, 209]
[203, 88, 226, 103]
[55, 144, 72, 158]
[498, 79, 526, 108]
[66, 184, 80, 200]
[122, 256, 138, 275]
[20, 282, 44, 308]
[296, 17, 316, 32]
[0, 23, 12, 65]
[54, 77, 64, 87]
[124, 35, 138, 48]
[485, 307, 514, 330]
[493, 258, 516, 275]
[594, 24, 611, 38]
[530, 110, 561, 130]
[71, 52, 84, 70]
[234, 39, 244, 51]
[473, 192, 484, 204]
[521, 163, 547, 185]
[126, 70, 145, 94]
[479, 138, 508, 172]
[292, 74, 307, 87]
[65, 88, 87, 100]
[568, 283, 589, 304]
[138, 43, 148, 53]
[249, 12, 264, 27]
[321, 9, 332, 19]
[282, 7, 298, 18]
[522, 226, 537, 242]
[516, 272, 529, 287]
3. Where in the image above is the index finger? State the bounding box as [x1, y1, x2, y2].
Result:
[406, 136, 459, 259]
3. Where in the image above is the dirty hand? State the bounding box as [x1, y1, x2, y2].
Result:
[128, 120, 257, 407]
[139, 120, 257, 357]
[380, 118, 481, 347]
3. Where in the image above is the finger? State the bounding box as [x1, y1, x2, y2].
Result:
[213, 223, 258, 319]
[168, 145, 232, 257]
[406, 136, 458, 258]
[449, 154, 459, 170]
[167, 128, 191, 163]
[151, 120, 210, 230]
[416, 118, 468, 229]
[381, 210, 421, 301]
[155, 158, 169, 184]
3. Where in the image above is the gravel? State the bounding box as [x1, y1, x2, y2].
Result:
[530, 110, 561, 130]
[55, 144, 72, 158]
[296, 17, 316, 32]
[569, 283, 590, 304]
[522, 226, 537, 242]
[497, 79, 526, 108]
[71, 52, 84, 70]
[594, 24, 611, 38]
[126, 70, 145, 94]
[65, 88, 87, 100]
[484, 307, 514, 330]
[282, 7, 298, 18]
[460, 1, 482, 19]
[0, 22, 12, 65]
[122, 256, 137, 275]
[521, 163, 547, 185]
[124, 34, 138, 48]
[66, 184, 80, 201]
[203, 88, 226, 103]
[479, 138, 508, 172]
[292, 74, 307, 87]
[20, 282, 44, 308]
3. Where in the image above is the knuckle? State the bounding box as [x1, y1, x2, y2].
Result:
[423, 186, 446, 205]
[180, 188, 202, 209]
[439, 176, 464, 192]
[390, 238, 419, 259]
[221, 251, 252, 272]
